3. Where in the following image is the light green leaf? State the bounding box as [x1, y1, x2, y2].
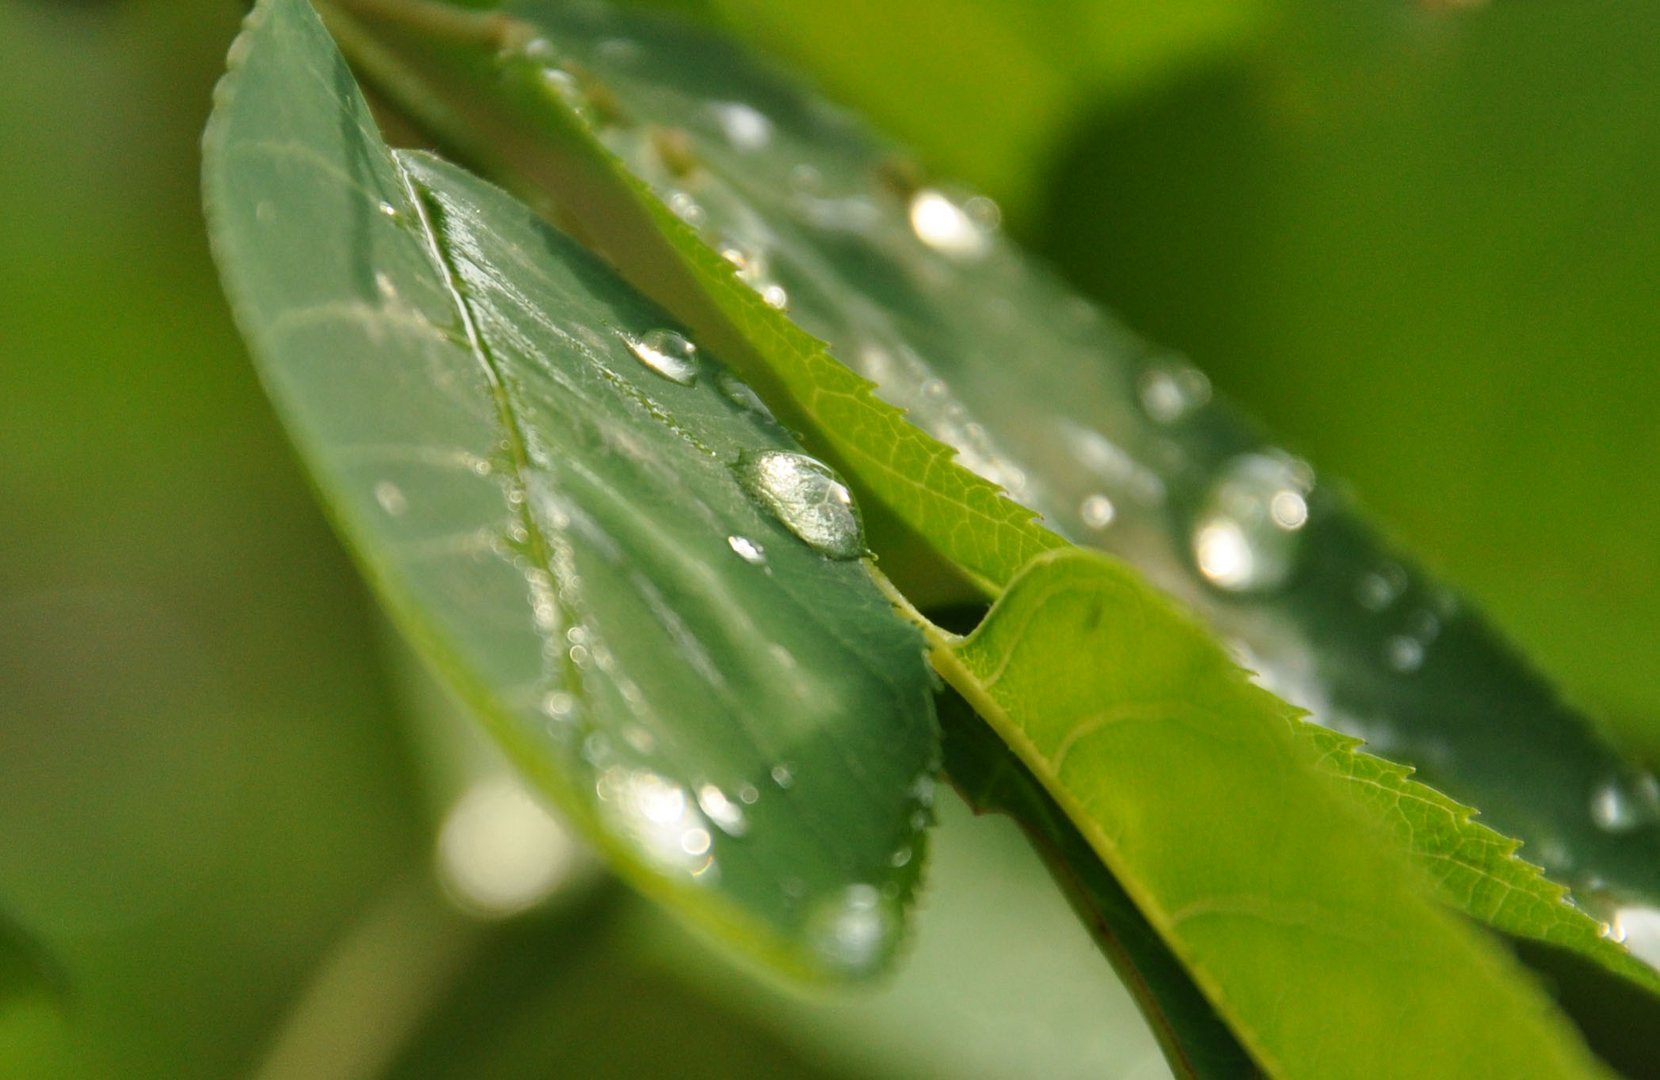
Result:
[932, 547, 1607, 1079]
[323, 0, 1660, 913]
[938, 694, 1254, 1079]
[203, 0, 937, 982]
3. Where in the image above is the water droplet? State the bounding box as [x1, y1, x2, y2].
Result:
[736, 451, 865, 559]
[666, 190, 706, 229]
[540, 67, 590, 119]
[1385, 635, 1425, 673]
[717, 370, 775, 421]
[596, 768, 716, 879]
[1138, 360, 1212, 424]
[760, 283, 789, 310]
[1590, 771, 1660, 833]
[908, 188, 997, 258]
[770, 763, 794, 789]
[1079, 494, 1116, 530]
[1357, 563, 1409, 611]
[697, 784, 749, 837]
[889, 845, 913, 868]
[737, 783, 760, 805]
[727, 535, 766, 565]
[1192, 452, 1314, 593]
[808, 884, 899, 975]
[541, 690, 576, 720]
[710, 101, 772, 151]
[374, 480, 407, 516]
[624, 328, 698, 385]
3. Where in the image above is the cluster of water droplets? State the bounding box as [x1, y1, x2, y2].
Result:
[1191, 451, 1314, 594]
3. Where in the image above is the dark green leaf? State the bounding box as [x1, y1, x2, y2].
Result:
[203, 0, 937, 982]
[339, 0, 1660, 913]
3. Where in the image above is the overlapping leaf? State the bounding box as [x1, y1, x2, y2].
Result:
[933, 548, 1609, 1078]
[204, 0, 938, 982]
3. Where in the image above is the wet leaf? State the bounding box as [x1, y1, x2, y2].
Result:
[203, 0, 936, 983]
[319, 0, 1660, 913]
[932, 548, 1608, 1079]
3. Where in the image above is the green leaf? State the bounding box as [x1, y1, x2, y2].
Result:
[203, 0, 937, 983]
[316, 0, 1067, 600]
[322, 0, 1660, 913]
[0, 908, 54, 1008]
[704, 0, 1270, 218]
[938, 694, 1255, 1079]
[932, 547, 1607, 1079]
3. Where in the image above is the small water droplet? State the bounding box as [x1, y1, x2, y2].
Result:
[737, 783, 760, 805]
[624, 328, 698, 385]
[807, 884, 898, 975]
[736, 451, 865, 559]
[697, 784, 749, 837]
[374, 480, 407, 516]
[726, 535, 766, 565]
[1137, 360, 1212, 424]
[666, 190, 706, 229]
[907, 188, 997, 258]
[1385, 635, 1425, 673]
[1357, 564, 1409, 611]
[710, 101, 772, 151]
[760, 283, 789, 310]
[1192, 452, 1314, 594]
[541, 690, 576, 720]
[1590, 771, 1660, 833]
[770, 763, 794, 789]
[717, 370, 775, 421]
[889, 845, 913, 868]
[541, 67, 590, 119]
[1079, 494, 1116, 530]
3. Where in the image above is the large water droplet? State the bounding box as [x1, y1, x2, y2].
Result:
[624, 328, 699, 385]
[807, 883, 899, 976]
[736, 451, 865, 559]
[1590, 771, 1660, 833]
[1192, 452, 1314, 594]
[908, 188, 998, 258]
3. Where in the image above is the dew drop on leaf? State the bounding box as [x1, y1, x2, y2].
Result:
[623, 328, 699, 385]
[736, 450, 865, 560]
[1192, 452, 1314, 594]
[907, 187, 998, 258]
[807, 883, 898, 976]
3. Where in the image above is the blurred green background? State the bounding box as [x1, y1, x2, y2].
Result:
[1, 0, 1655, 1077]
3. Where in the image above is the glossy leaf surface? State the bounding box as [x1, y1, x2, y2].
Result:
[377, 0, 1660, 910]
[204, 0, 937, 982]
